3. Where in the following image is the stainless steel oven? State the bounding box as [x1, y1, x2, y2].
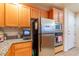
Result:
[54, 32, 63, 47]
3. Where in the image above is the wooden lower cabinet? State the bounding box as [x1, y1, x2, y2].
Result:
[6, 46, 13, 56]
[6, 42, 32, 56]
[54, 45, 63, 54]
[15, 48, 31, 56]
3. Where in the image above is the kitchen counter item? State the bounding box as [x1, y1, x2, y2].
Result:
[0, 39, 32, 56]
[0, 31, 5, 42]
[0, 35, 4, 42]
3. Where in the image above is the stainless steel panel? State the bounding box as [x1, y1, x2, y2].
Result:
[41, 34, 54, 48]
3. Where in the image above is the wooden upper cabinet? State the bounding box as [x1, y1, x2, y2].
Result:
[48, 8, 64, 23]
[48, 8, 59, 21]
[40, 10, 48, 18]
[31, 7, 40, 19]
[5, 4, 18, 27]
[0, 4, 4, 27]
[19, 5, 30, 27]
[53, 8, 59, 22]
[59, 10, 64, 24]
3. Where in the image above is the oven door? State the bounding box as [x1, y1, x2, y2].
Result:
[54, 32, 63, 47]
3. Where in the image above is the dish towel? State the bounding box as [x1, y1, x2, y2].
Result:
[58, 36, 63, 42]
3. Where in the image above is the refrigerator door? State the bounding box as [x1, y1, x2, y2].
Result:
[41, 18, 55, 34]
[39, 18, 55, 56]
[31, 18, 39, 56]
[41, 34, 54, 48]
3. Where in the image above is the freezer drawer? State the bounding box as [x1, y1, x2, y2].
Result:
[41, 34, 54, 48]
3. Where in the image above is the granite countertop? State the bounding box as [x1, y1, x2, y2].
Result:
[0, 39, 32, 56]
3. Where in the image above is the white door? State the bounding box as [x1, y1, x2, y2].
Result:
[76, 14, 79, 47]
[64, 8, 76, 51]
[67, 10, 76, 50]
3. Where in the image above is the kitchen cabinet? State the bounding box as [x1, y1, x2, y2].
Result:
[59, 10, 64, 24]
[6, 41, 32, 56]
[14, 42, 32, 56]
[48, 8, 64, 24]
[54, 45, 63, 54]
[31, 7, 40, 19]
[6, 47, 12, 56]
[48, 8, 59, 21]
[19, 5, 31, 27]
[40, 10, 48, 18]
[15, 48, 31, 56]
[6, 45, 14, 56]
[53, 8, 59, 22]
[0, 4, 4, 27]
[5, 4, 18, 27]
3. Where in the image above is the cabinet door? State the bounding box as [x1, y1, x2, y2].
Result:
[40, 10, 48, 18]
[5, 4, 18, 27]
[0, 4, 4, 27]
[15, 48, 32, 56]
[6, 45, 14, 56]
[6, 47, 12, 56]
[31, 7, 40, 19]
[19, 6, 30, 27]
[48, 9, 53, 19]
[59, 10, 64, 24]
[14, 42, 32, 56]
[53, 8, 59, 22]
[48, 8, 59, 21]
[54, 45, 63, 53]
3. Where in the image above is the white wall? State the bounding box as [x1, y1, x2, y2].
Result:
[76, 13, 79, 47]
[64, 8, 76, 51]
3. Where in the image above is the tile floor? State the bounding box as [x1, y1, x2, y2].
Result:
[56, 47, 79, 56]
[39, 47, 79, 56]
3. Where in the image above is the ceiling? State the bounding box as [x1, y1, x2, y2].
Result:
[29, 3, 79, 13]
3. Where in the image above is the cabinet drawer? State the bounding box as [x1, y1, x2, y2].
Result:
[15, 48, 32, 56]
[14, 42, 32, 50]
[54, 45, 63, 53]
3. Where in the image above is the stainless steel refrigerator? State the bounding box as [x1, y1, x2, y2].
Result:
[31, 18, 63, 56]
[38, 18, 55, 56]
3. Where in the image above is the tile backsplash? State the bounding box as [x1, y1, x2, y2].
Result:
[3, 27, 19, 35]
[0, 27, 31, 39]
[0, 27, 22, 39]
